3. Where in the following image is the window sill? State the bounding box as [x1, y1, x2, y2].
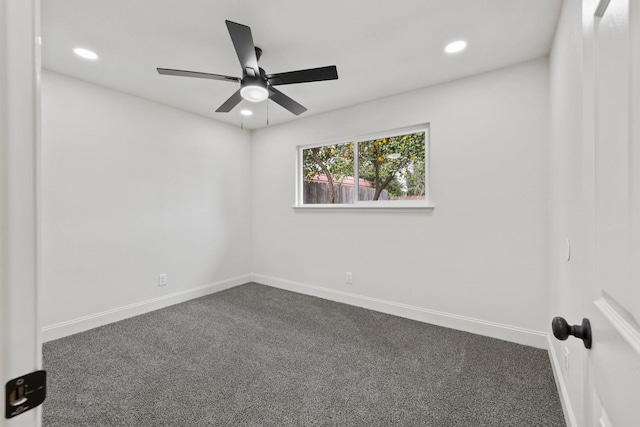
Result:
[293, 204, 435, 213]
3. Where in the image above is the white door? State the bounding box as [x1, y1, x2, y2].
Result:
[0, 0, 42, 426]
[586, 0, 640, 424]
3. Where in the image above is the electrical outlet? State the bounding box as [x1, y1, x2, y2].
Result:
[158, 273, 167, 287]
[345, 272, 353, 284]
[564, 347, 570, 375]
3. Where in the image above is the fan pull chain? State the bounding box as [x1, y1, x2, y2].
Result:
[266, 98, 269, 126]
[240, 100, 244, 129]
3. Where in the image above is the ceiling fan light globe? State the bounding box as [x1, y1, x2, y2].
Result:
[240, 85, 269, 102]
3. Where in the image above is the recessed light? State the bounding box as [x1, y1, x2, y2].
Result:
[444, 40, 467, 54]
[73, 47, 99, 60]
[240, 109, 253, 116]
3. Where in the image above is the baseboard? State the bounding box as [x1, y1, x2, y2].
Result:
[547, 334, 578, 427]
[251, 274, 548, 349]
[41, 274, 252, 342]
[43, 272, 549, 350]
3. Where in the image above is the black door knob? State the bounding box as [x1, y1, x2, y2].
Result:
[552, 317, 592, 349]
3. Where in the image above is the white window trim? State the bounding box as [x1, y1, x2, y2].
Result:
[292, 205, 435, 213]
[295, 123, 434, 211]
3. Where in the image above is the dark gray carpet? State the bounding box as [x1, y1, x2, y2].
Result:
[43, 283, 564, 426]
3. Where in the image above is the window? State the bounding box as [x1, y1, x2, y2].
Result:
[297, 124, 430, 209]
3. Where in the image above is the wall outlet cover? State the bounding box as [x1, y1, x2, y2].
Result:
[158, 274, 167, 286]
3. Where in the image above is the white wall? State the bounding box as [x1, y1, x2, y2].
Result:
[40, 71, 252, 338]
[41, 59, 553, 349]
[547, 1, 590, 425]
[251, 58, 550, 347]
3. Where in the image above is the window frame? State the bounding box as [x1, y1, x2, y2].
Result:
[295, 123, 433, 211]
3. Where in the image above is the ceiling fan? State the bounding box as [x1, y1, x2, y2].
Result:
[157, 20, 338, 116]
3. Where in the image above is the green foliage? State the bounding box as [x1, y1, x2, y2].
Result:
[302, 131, 425, 201]
[302, 142, 354, 203]
[406, 158, 425, 197]
[302, 142, 354, 184]
[358, 132, 425, 199]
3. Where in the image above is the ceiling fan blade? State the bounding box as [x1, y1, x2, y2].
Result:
[215, 89, 243, 113]
[157, 68, 240, 83]
[225, 20, 259, 75]
[268, 87, 307, 116]
[267, 66, 338, 86]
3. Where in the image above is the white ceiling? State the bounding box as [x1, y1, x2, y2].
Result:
[42, 0, 562, 130]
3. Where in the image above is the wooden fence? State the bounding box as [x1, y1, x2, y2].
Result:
[303, 182, 389, 204]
